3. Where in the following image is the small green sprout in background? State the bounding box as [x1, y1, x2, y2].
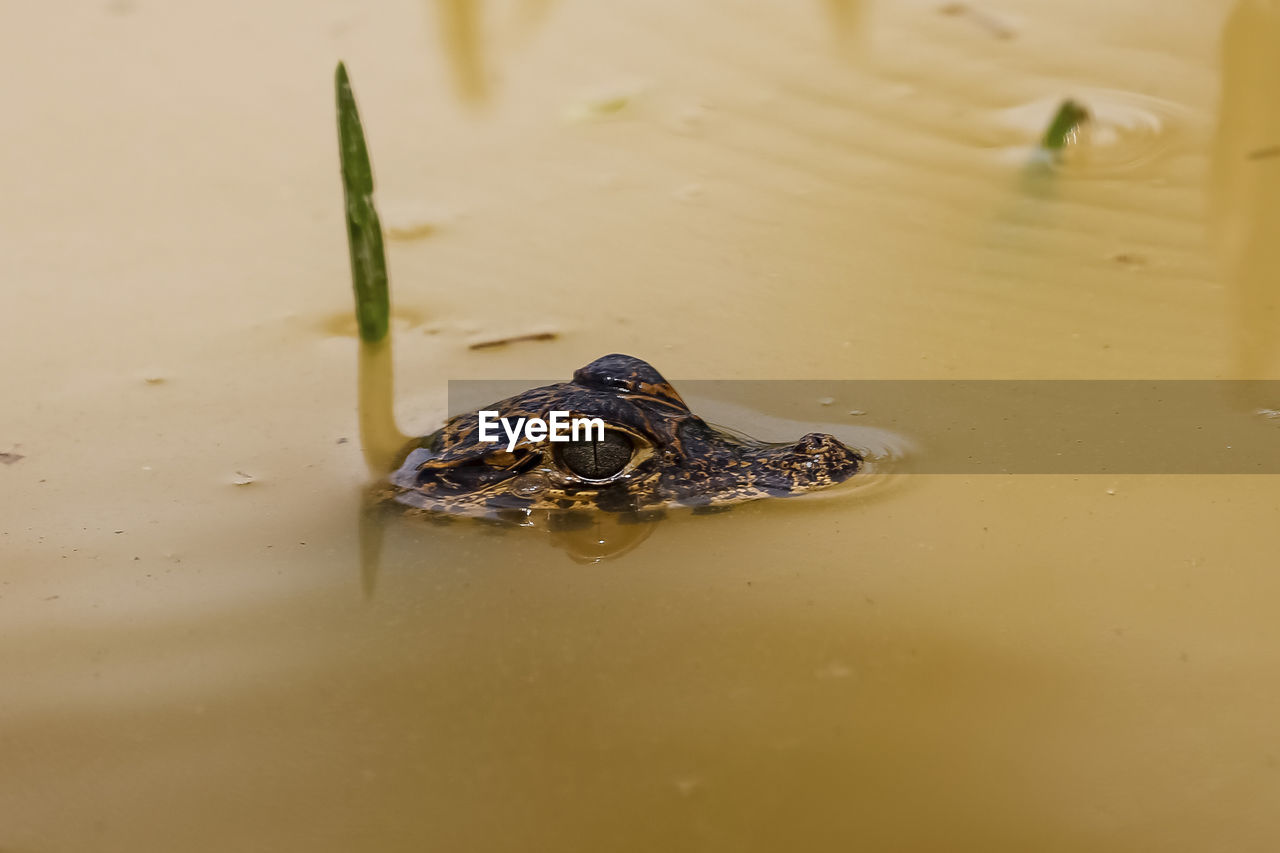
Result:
[1041, 99, 1090, 152]
[335, 62, 390, 344]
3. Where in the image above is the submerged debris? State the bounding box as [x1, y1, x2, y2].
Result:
[669, 103, 710, 134]
[468, 331, 559, 350]
[815, 660, 853, 679]
[938, 2, 1018, 40]
[0, 451, 24, 465]
[1246, 144, 1280, 160]
[674, 183, 704, 202]
[672, 778, 703, 797]
[580, 94, 629, 115]
[563, 82, 647, 122]
[382, 200, 456, 241]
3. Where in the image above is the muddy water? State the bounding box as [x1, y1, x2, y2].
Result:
[3, 0, 1279, 850]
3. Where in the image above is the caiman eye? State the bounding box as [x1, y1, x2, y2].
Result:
[557, 430, 634, 481]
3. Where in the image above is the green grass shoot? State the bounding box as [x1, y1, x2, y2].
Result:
[1041, 99, 1090, 151]
[335, 62, 390, 344]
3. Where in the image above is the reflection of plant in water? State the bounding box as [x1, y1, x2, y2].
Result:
[430, 0, 560, 103]
[427, 0, 863, 104]
[1214, 0, 1280, 380]
[433, 0, 487, 102]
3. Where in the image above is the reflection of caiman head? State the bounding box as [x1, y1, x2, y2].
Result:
[387, 354, 863, 519]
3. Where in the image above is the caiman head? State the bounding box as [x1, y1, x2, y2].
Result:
[387, 354, 862, 519]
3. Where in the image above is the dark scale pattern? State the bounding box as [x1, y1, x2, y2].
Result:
[387, 354, 863, 519]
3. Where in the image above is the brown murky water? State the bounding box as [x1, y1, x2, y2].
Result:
[4, 1, 1280, 850]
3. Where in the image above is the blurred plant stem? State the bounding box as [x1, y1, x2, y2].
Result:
[1041, 99, 1090, 151]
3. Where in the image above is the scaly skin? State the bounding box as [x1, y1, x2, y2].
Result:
[386, 354, 862, 519]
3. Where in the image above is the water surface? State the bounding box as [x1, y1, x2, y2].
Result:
[2, 1, 1278, 850]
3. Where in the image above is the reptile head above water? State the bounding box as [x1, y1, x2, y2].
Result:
[387, 354, 863, 519]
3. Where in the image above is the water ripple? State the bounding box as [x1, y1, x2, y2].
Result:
[990, 89, 1196, 177]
